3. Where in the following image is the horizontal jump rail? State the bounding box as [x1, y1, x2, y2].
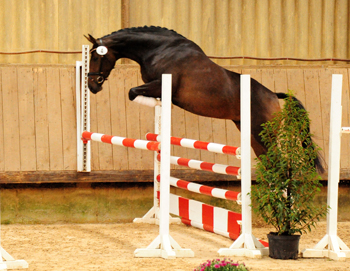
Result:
[168, 194, 268, 246]
[146, 133, 240, 157]
[169, 193, 242, 240]
[82, 131, 160, 151]
[181, 218, 268, 247]
[157, 153, 241, 177]
[157, 175, 241, 203]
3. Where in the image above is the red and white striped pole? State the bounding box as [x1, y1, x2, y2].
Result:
[157, 175, 241, 202]
[157, 153, 241, 177]
[146, 133, 240, 157]
[81, 131, 160, 151]
[169, 194, 242, 240]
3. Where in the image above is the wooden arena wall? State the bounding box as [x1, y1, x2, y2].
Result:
[0, 0, 349, 65]
[0, 64, 350, 183]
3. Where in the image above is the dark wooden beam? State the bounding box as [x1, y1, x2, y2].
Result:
[0, 169, 347, 184]
[0, 169, 239, 184]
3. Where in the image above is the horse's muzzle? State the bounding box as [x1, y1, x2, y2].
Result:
[87, 72, 108, 93]
[88, 72, 106, 85]
[88, 78, 103, 94]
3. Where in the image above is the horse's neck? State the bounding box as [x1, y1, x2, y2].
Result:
[111, 35, 163, 64]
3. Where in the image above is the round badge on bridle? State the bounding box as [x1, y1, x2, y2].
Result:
[96, 46, 108, 56]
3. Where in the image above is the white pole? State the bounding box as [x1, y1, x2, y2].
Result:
[76, 61, 83, 171]
[218, 74, 267, 258]
[327, 74, 343, 236]
[158, 74, 174, 257]
[80, 45, 91, 172]
[134, 74, 193, 258]
[240, 74, 252, 237]
[302, 74, 350, 260]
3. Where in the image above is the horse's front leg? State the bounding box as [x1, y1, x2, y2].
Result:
[129, 80, 162, 107]
[129, 80, 161, 100]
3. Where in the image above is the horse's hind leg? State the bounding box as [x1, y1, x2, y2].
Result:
[250, 137, 268, 159]
[232, 120, 267, 159]
[128, 80, 161, 101]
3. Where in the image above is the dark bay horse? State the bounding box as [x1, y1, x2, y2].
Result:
[85, 26, 323, 173]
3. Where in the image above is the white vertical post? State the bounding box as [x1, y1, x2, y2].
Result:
[134, 74, 193, 258]
[77, 45, 91, 172]
[240, 74, 252, 237]
[218, 74, 268, 258]
[302, 74, 350, 260]
[158, 74, 173, 256]
[76, 60, 83, 171]
[327, 74, 343, 237]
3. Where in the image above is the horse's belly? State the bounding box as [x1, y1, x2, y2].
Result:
[173, 98, 238, 120]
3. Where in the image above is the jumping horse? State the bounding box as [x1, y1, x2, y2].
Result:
[85, 26, 323, 173]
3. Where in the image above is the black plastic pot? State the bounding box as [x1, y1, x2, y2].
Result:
[267, 233, 300, 259]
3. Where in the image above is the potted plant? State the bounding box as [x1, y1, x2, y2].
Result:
[250, 91, 328, 259]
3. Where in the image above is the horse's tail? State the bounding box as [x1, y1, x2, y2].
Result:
[276, 92, 325, 174]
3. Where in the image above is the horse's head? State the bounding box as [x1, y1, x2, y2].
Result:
[85, 34, 117, 94]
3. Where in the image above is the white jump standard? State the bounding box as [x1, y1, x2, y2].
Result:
[0, 247, 28, 270]
[302, 74, 350, 261]
[133, 74, 194, 258]
[217, 75, 268, 258]
[76, 45, 91, 172]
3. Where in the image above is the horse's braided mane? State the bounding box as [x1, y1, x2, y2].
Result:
[102, 26, 185, 39]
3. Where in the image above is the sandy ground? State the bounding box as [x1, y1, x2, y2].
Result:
[1, 222, 350, 271]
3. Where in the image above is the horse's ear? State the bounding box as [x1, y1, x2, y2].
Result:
[84, 34, 97, 45]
